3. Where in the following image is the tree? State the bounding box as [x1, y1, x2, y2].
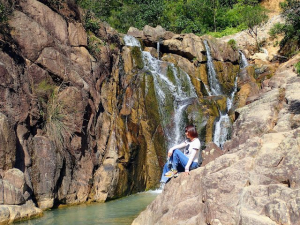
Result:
[279, 0, 300, 57]
[241, 4, 268, 50]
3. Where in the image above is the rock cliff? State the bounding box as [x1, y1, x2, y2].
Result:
[0, 0, 168, 222]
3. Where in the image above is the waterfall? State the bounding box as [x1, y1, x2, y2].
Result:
[157, 41, 160, 60]
[143, 52, 197, 147]
[227, 76, 238, 111]
[213, 114, 231, 147]
[204, 40, 238, 148]
[239, 51, 249, 69]
[124, 35, 141, 47]
[124, 35, 197, 148]
[203, 40, 223, 96]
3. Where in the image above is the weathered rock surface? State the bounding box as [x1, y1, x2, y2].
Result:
[0, 0, 169, 222]
[132, 54, 300, 225]
[218, 14, 285, 61]
[0, 200, 42, 224]
[0, 113, 16, 170]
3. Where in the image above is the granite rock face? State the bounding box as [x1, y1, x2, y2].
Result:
[132, 54, 300, 225]
[0, 0, 167, 222]
[0, 113, 16, 171]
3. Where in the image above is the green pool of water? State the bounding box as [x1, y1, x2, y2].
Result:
[15, 190, 161, 225]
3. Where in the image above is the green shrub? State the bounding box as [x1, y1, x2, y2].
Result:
[295, 61, 300, 76]
[207, 25, 247, 38]
[76, 0, 266, 37]
[43, 88, 75, 150]
[33, 80, 75, 150]
[279, 0, 300, 57]
[0, 3, 6, 22]
[228, 39, 237, 50]
[0, 2, 11, 23]
[36, 79, 56, 93]
[87, 32, 104, 58]
[268, 23, 285, 39]
[83, 11, 100, 32]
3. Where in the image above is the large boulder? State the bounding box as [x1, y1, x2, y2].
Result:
[0, 169, 26, 205]
[0, 201, 42, 224]
[20, 0, 69, 45]
[8, 10, 54, 61]
[162, 33, 206, 61]
[68, 22, 87, 47]
[30, 135, 58, 210]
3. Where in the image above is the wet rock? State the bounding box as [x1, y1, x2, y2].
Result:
[204, 37, 239, 63]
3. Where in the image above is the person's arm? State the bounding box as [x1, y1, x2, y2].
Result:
[168, 142, 187, 157]
[185, 149, 198, 172]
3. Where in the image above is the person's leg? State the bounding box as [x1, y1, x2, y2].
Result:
[190, 161, 198, 170]
[160, 162, 171, 183]
[172, 149, 190, 171]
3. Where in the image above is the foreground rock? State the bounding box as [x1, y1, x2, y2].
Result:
[132, 55, 300, 225]
[0, 201, 42, 224]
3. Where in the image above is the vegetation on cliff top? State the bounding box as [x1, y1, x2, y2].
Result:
[267, 0, 300, 57]
[77, 0, 267, 37]
[279, 0, 300, 57]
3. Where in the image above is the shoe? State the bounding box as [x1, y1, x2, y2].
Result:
[165, 169, 178, 178]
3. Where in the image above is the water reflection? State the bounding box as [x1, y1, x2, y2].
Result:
[15, 191, 160, 225]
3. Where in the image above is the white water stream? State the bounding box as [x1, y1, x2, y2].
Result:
[204, 40, 241, 148]
[239, 50, 249, 69]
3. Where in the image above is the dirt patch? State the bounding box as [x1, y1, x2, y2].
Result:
[261, 0, 285, 17]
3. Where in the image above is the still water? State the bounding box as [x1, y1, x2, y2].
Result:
[15, 190, 161, 225]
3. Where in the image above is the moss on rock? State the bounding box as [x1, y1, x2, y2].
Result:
[213, 61, 239, 95]
[131, 46, 144, 69]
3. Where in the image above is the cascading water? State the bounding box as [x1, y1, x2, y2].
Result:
[204, 40, 236, 148]
[239, 51, 249, 69]
[123, 35, 142, 47]
[157, 39, 161, 60]
[204, 40, 223, 96]
[124, 35, 197, 148]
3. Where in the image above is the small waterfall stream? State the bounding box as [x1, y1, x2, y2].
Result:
[124, 35, 197, 148]
[210, 50, 248, 148]
[204, 40, 223, 96]
[157, 39, 161, 60]
[239, 50, 249, 69]
[203, 40, 238, 148]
